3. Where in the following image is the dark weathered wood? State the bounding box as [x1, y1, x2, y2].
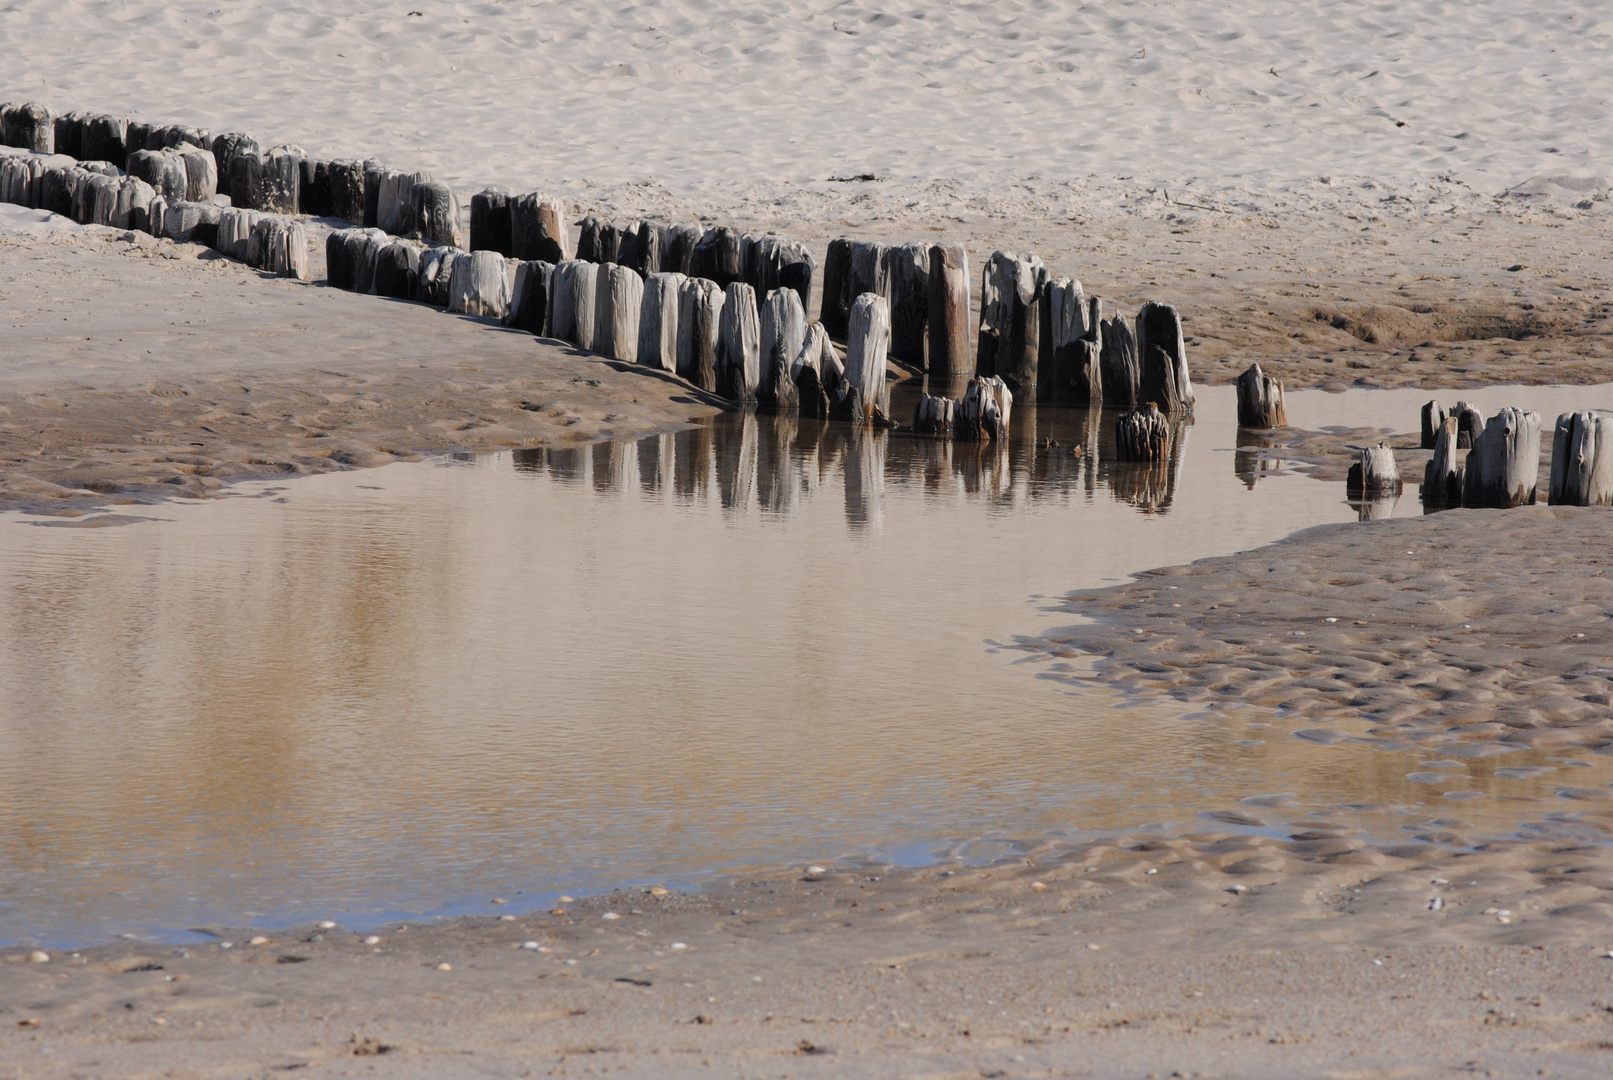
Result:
[1136, 301, 1193, 417]
[210, 132, 258, 185]
[157, 125, 207, 151]
[677, 277, 725, 392]
[112, 176, 155, 231]
[126, 150, 187, 203]
[956, 376, 1012, 442]
[836, 292, 891, 424]
[230, 150, 301, 214]
[637, 271, 685, 371]
[362, 161, 385, 228]
[470, 188, 512, 255]
[509, 193, 569, 262]
[162, 201, 222, 245]
[40, 165, 74, 216]
[1235, 362, 1287, 428]
[576, 215, 604, 262]
[1422, 416, 1464, 507]
[124, 120, 153, 154]
[503, 260, 554, 336]
[760, 287, 806, 412]
[82, 114, 127, 167]
[884, 242, 930, 369]
[924, 243, 971, 397]
[1099, 311, 1139, 410]
[696, 226, 743, 288]
[414, 245, 460, 306]
[977, 251, 1046, 395]
[1420, 399, 1448, 449]
[793, 322, 837, 420]
[599, 221, 622, 265]
[325, 228, 356, 290]
[53, 112, 84, 159]
[1116, 402, 1172, 462]
[299, 159, 332, 217]
[409, 180, 460, 247]
[617, 220, 647, 275]
[776, 246, 814, 316]
[373, 240, 420, 300]
[739, 232, 763, 290]
[820, 237, 855, 338]
[662, 223, 701, 276]
[594, 263, 643, 361]
[1453, 401, 1484, 449]
[1462, 407, 1541, 508]
[1549, 410, 1613, 506]
[849, 242, 890, 309]
[1347, 442, 1402, 498]
[2, 101, 54, 153]
[326, 159, 365, 224]
[913, 394, 955, 437]
[719, 281, 761, 401]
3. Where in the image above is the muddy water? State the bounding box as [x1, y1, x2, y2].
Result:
[3, 384, 1613, 946]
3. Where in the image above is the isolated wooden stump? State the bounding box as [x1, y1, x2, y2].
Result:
[977, 251, 1046, 395]
[760, 287, 806, 412]
[504, 260, 554, 336]
[511, 194, 570, 263]
[1099, 312, 1140, 410]
[676, 277, 725, 392]
[1136, 302, 1193, 417]
[2, 102, 55, 153]
[470, 188, 512, 255]
[373, 240, 421, 300]
[836, 292, 891, 424]
[913, 394, 955, 437]
[596, 263, 643, 361]
[1420, 399, 1448, 449]
[957, 376, 1012, 442]
[884, 242, 930, 369]
[637, 271, 686, 372]
[820, 237, 855, 338]
[1461, 407, 1541, 508]
[719, 281, 761, 401]
[1235, 363, 1287, 428]
[1548, 410, 1613, 506]
[1347, 442, 1402, 498]
[1116, 403, 1172, 462]
[1422, 416, 1464, 507]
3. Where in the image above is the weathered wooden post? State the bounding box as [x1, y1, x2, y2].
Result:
[913, 394, 955, 437]
[471, 188, 512, 255]
[1420, 400, 1448, 449]
[409, 181, 461, 247]
[81, 114, 127, 167]
[448, 249, 511, 319]
[503, 260, 554, 336]
[695, 227, 742, 288]
[113, 177, 155, 231]
[835, 293, 891, 424]
[676, 277, 725, 393]
[318, 160, 362, 225]
[373, 240, 420, 300]
[637, 271, 685, 372]
[127, 150, 187, 203]
[1422, 416, 1464, 507]
[1136, 302, 1193, 417]
[1453, 401, 1484, 448]
[595, 263, 643, 362]
[1347, 442, 1402, 498]
[926, 242, 971, 398]
[549, 259, 597, 349]
[1463, 407, 1541, 507]
[956, 376, 1012, 442]
[1115, 403, 1172, 461]
[2, 102, 55, 153]
[299, 159, 332, 217]
[179, 147, 217, 203]
[662, 223, 702, 275]
[820, 237, 855, 338]
[719, 281, 761, 401]
[1549, 411, 1613, 506]
[1099, 311, 1139, 410]
[508, 194, 569, 263]
[793, 322, 840, 420]
[414, 246, 460, 306]
[885, 242, 930, 369]
[759, 287, 806, 412]
[849, 242, 890, 307]
[977, 251, 1046, 396]
[162, 201, 223, 245]
[1235, 363, 1287, 428]
[210, 132, 257, 184]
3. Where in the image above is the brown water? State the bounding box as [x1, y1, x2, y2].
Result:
[4, 383, 1613, 947]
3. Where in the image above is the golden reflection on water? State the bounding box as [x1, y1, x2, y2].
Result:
[1, 386, 1610, 944]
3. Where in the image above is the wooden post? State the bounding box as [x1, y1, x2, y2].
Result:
[820, 237, 855, 338]
[885, 242, 930, 369]
[926, 242, 971, 398]
[637, 271, 685, 371]
[52, 112, 83, 158]
[549, 259, 597, 349]
[1115, 403, 1172, 461]
[113, 177, 155, 232]
[662, 223, 701, 275]
[913, 394, 955, 437]
[1422, 416, 1464, 507]
[760, 287, 806, 412]
[409, 180, 461, 247]
[576, 215, 604, 262]
[127, 150, 187, 203]
[2, 102, 54, 153]
[504, 260, 554, 336]
[1453, 401, 1484, 449]
[850, 242, 890, 308]
[1549, 410, 1613, 506]
[1235, 363, 1287, 428]
[594, 263, 643, 362]
[210, 132, 257, 186]
[695, 226, 742, 287]
[178, 147, 216, 204]
[836, 292, 891, 424]
[325, 228, 356, 290]
[471, 188, 512, 255]
[508, 194, 569, 262]
[1460, 407, 1541, 508]
[448, 250, 512, 319]
[617, 221, 651, 275]
[1347, 442, 1402, 498]
[81, 114, 127, 167]
[1100, 311, 1139, 410]
[793, 322, 838, 420]
[374, 240, 421, 300]
[1420, 399, 1447, 449]
[956, 376, 1012, 442]
[719, 281, 761, 401]
[161, 201, 222, 245]
[1136, 301, 1193, 417]
[676, 277, 725, 393]
[414, 246, 460, 306]
[1038, 276, 1083, 402]
[299, 159, 332, 217]
[977, 251, 1046, 396]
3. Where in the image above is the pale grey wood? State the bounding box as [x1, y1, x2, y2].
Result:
[956, 375, 1012, 443]
[1420, 399, 1447, 449]
[2, 101, 54, 153]
[1422, 416, 1464, 507]
[90, 174, 121, 227]
[676, 277, 724, 392]
[1099, 310, 1139, 410]
[1460, 407, 1540, 508]
[1549, 410, 1613, 506]
[719, 281, 761, 402]
[1453, 401, 1484, 448]
[127, 149, 187, 203]
[820, 237, 855, 338]
[143, 195, 166, 238]
[280, 219, 310, 281]
[596, 263, 643, 361]
[1116, 402, 1172, 461]
[554, 259, 598, 349]
[112, 176, 155, 231]
[1347, 442, 1402, 498]
[792, 321, 837, 419]
[178, 146, 217, 203]
[414, 245, 460, 306]
[503, 260, 554, 335]
[161, 201, 221, 244]
[1235, 362, 1287, 428]
[849, 242, 890, 308]
[913, 394, 955, 437]
[837, 292, 891, 424]
[926, 242, 971, 398]
[637, 271, 686, 371]
[410, 180, 461, 247]
[885, 241, 930, 368]
[447, 249, 512, 318]
[977, 251, 1046, 395]
[759, 287, 806, 412]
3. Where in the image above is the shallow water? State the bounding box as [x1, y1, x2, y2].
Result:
[4, 383, 1613, 947]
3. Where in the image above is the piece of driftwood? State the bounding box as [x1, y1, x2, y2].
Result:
[676, 277, 725, 392]
[210, 132, 257, 184]
[1116, 403, 1172, 461]
[1422, 416, 1464, 508]
[792, 322, 838, 420]
[759, 287, 806, 412]
[719, 281, 761, 401]
[373, 240, 420, 300]
[820, 237, 855, 338]
[470, 188, 512, 255]
[924, 242, 971, 397]
[409, 180, 460, 247]
[82, 114, 127, 167]
[1100, 312, 1139, 410]
[637, 271, 685, 372]
[2, 102, 54, 153]
[836, 292, 891, 424]
[1235, 362, 1287, 428]
[595, 263, 643, 362]
[1347, 442, 1402, 498]
[977, 251, 1046, 395]
[1135, 302, 1193, 417]
[662, 223, 701, 276]
[1460, 407, 1540, 508]
[447, 250, 510, 319]
[1548, 410, 1613, 506]
[1452, 401, 1484, 449]
[1420, 399, 1447, 449]
[884, 242, 930, 369]
[503, 260, 554, 336]
[956, 376, 1012, 442]
[509, 193, 569, 262]
[324, 159, 365, 224]
[913, 394, 955, 437]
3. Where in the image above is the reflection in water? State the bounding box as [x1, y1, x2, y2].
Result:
[1234, 428, 1286, 490]
[5, 385, 1577, 947]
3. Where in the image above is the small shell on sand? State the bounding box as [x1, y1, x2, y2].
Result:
[602, 913, 621, 921]
[521, 941, 541, 950]
[500, 915, 516, 921]
[557, 896, 575, 903]
[27, 950, 49, 963]
[317, 921, 337, 930]
[248, 936, 269, 946]
[363, 936, 381, 945]
[670, 942, 688, 951]
[436, 962, 452, 971]
[648, 887, 668, 896]
[1031, 881, 1048, 891]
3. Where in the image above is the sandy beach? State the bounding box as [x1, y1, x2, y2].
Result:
[5, 2, 1613, 1076]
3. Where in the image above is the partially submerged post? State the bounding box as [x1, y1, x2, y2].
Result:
[913, 394, 955, 437]
[1115, 403, 1172, 462]
[792, 322, 840, 420]
[1235, 363, 1287, 428]
[836, 293, 891, 424]
[885, 242, 929, 368]
[977, 251, 1046, 395]
[926, 243, 970, 397]
[1135, 302, 1193, 417]
[1549, 410, 1613, 506]
[718, 281, 761, 401]
[1099, 311, 1139, 410]
[1453, 401, 1484, 449]
[1347, 442, 1402, 498]
[956, 376, 1012, 443]
[1463, 407, 1541, 508]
